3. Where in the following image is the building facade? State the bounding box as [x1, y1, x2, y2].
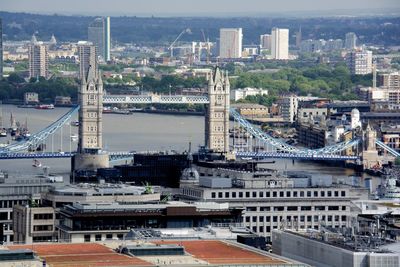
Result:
[260, 34, 271, 50]
[231, 87, 268, 101]
[271, 28, 289, 60]
[346, 50, 373, 75]
[28, 44, 49, 79]
[379, 72, 400, 89]
[345, 32, 357, 50]
[219, 28, 242, 59]
[0, 18, 3, 77]
[88, 17, 111, 61]
[179, 166, 369, 242]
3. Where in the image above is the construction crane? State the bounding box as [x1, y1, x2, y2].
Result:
[201, 29, 211, 64]
[168, 28, 191, 58]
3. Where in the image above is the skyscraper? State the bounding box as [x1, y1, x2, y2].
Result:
[271, 28, 289, 60]
[219, 28, 242, 59]
[0, 18, 3, 78]
[28, 43, 49, 79]
[345, 32, 357, 50]
[88, 17, 111, 61]
[295, 27, 302, 48]
[260, 34, 271, 50]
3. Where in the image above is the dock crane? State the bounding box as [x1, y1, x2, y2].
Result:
[168, 28, 191, 58]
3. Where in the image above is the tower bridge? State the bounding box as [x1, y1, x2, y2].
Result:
[2, 59, 397, 171]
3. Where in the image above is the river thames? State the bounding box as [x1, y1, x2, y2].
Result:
[0, 105, 379, 190]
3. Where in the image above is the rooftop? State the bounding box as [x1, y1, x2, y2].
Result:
[48, 183, 147, 196]
[7, 240, 306, 266]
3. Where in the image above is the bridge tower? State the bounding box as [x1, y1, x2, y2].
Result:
[361, 122, 379, 169]
[205, 67, 230, 154]
[72, 42, 109, 177]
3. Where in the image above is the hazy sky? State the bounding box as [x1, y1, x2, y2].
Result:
[0, 0, 399, 16]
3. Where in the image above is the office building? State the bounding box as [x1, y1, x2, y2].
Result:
[346, 50, 373, 75]
[272, 230, 399, 267]
[179, 165, 369, 242]
[260, 34, 271, 50]
[88, 17, 110, 61]
[0, 18, 3, 77]
[219, 28, 242, 58]
[271, 28, 289, 60]
[28, 43, 49, 79]
[295, 27, 302, 48]
[345, 32, 357, 50]
[231, 87, 268, 101]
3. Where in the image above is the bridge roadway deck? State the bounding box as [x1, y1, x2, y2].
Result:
[0, 151, 359, 161]
[103, 95, 210, 104]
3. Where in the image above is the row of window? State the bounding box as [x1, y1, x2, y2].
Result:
[84, 233, 124, 242]
[33, 225, 53, 232]
[210, 189, 346, 199]
[245, 215, 347, 224]
[245, 205, 346, 212]
[33, 213, 53, 220]
[0, 200, 26, 209]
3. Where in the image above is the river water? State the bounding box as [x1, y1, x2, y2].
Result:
[0, 105, 380, 190]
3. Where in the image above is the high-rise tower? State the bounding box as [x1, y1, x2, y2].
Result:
[219, 28, 242, 59]
[28, 43, 49, 79]
[271, 28, 289, 60]
[205, 67, 230, 153]
[0, 18, 3, 78]
[88, 17, 111, 62]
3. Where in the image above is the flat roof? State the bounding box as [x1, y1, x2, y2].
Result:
[8, 240, 305, 266]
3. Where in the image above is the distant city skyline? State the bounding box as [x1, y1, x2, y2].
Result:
[0, 0, 399, 16]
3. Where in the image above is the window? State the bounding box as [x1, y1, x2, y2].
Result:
[328, 215, 333, 222]
[246, 192, 250, 198]
[246, 207, 257, 212]
[341, 191, 346, 197]
[245, 217, 250, 223]
[239, 192, 243, 198]
[274, 207, 284, 211]
[84, 235, 91, 242]
[341, 215, 347, 221]
[315, 206, 325, 211]
[321, 191, 325, 197]
[225, 192, 229, 198]
[301, 206, 311, 211]
[328, 191, 332, 197]
[300, 216, 305, 222]
[252, 217, 257, 223]
[293, 191, 298, 197]
[259, 216, 264, 222]
[266, 192, 270, 198]
[266, 226, 271, 232]
[211, 192, 216, 199]
[273, 192, 277, 198]
[287, 206, 298, 211]
[260, 207, 270, 211]
[252, 192, 257, 198]
[307, 191, 311, 197]
[314, 215, 319, 222]
[307, 216, 312, 222]
[335, 215, 339, 222]
[106, 234, 112, 239]
[314, 191, 318, 197]
[300, 191, 304, 197]
[33, 213, 53, 220]
[273, 216, 278, 222]
[328, 206, 339, 211]
[286, 191, 291, 197]
[342, 206, 346, 211]
[218, 192, 223, 198]
[117, 234, 123, 240]
[259, 192, 264, 198]
[232, 192, 236, 198]
[95, 234, 101, 241]
[266, 216, 271, 222]
[279, 192, 284, 197]
[334, 191, 339, 197]
[33, 225, 53, 231]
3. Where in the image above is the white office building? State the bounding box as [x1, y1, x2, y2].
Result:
[271, 28, 289, 60]
[219, 28, 242, 59]
[346, 50, 373, 75]
[231, 87, 268, 101]
[345, 32, 357, 50]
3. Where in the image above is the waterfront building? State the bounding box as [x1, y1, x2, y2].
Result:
[231, 87, 268, 101]
[28, 43, 49, 79]
[24, 92, 39, 105]
[346, 50, 373, 75]
[345, 32, 358, 50]
[88, 17, 111, 61]
[260, 34, 271, 50]
[219, 28, 242, 58]
[271, 28, 289, 60]
[231, 103, 269, 118]
[179, 165, 369, 242]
